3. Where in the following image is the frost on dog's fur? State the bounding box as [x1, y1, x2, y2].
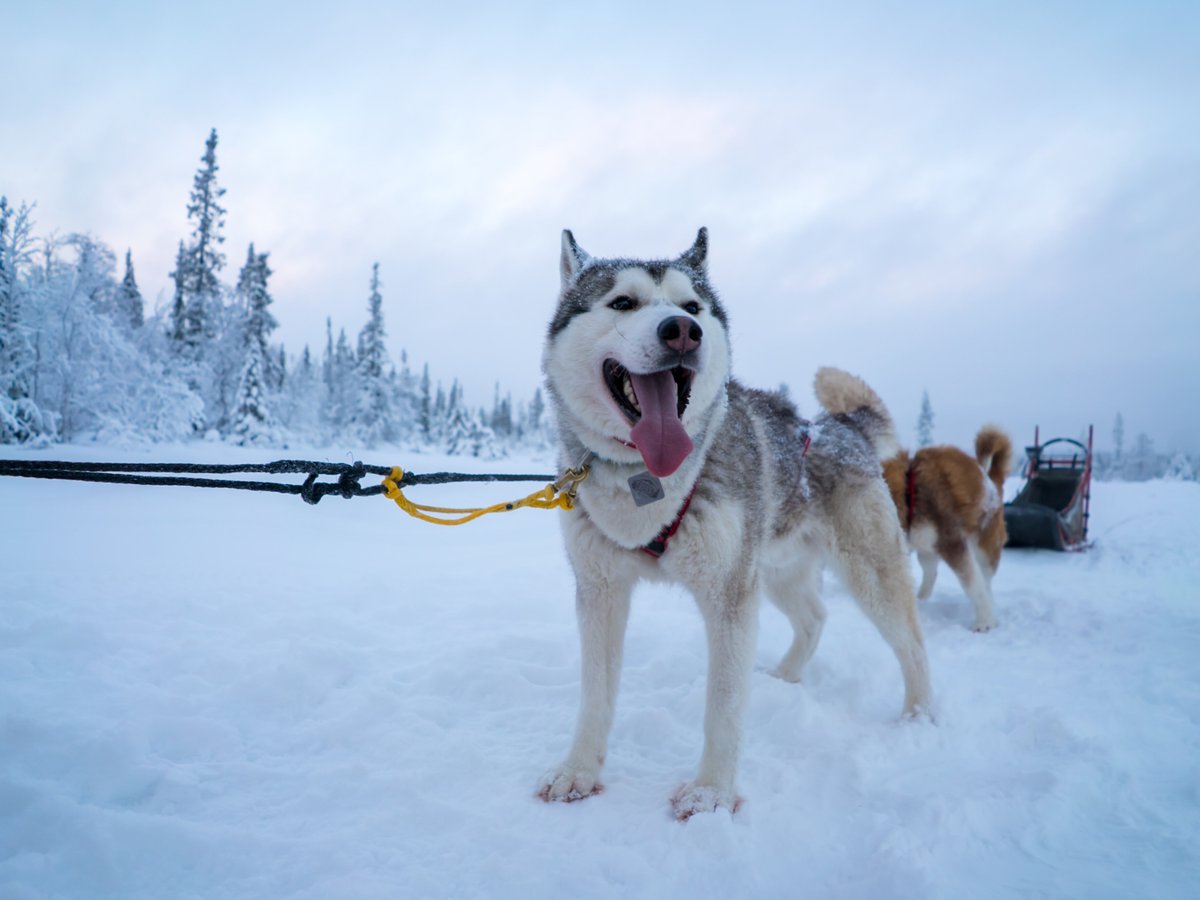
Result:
[540, 229, 933, 819]
[813, 366, 902, 462]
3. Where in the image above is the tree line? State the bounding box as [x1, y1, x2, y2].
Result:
[0, 129, 549, 455]
[913, 392, 1196, 482]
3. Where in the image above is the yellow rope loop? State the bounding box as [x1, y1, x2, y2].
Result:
[380, 464, 587, 526]
[552, 463, 590, 510]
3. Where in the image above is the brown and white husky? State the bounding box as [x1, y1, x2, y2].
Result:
[883, 428, 1013, 631]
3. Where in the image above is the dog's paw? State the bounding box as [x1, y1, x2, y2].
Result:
[902, 703, 937, 725]
[971, 619, 997, 633]
[670, 782, 741, 821]
[768, 662, 804, 684]
[537, 764, 603, 803]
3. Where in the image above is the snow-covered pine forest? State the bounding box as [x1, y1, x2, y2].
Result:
[0, 129, 549, 455]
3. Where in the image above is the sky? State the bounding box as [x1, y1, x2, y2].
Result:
[4, 0, 1199, 452]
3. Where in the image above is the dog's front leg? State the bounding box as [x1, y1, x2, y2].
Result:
[538, 566, 633, 803]
[673, 579, 758, 819]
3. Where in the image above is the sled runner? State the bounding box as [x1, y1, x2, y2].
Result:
[1003, 425, 1093, 551]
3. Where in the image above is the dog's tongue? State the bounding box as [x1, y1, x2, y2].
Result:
[629, 371, 693, 477]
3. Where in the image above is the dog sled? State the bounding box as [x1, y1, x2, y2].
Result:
[1003, 425, 1093, 551]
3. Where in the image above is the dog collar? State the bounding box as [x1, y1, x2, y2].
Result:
[640, 484, 697, 559]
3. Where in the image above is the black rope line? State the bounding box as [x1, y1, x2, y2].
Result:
[0, 459, 557, 506]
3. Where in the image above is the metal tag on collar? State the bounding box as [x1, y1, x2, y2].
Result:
[628, 470, 665, 506]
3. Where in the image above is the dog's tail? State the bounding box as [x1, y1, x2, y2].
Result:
[975, 426, 1013, 494]
[813, 367, 900, 460]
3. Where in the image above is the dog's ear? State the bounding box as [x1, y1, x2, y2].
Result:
[561, 230, 590, 287]
[676, 227, 708, 274]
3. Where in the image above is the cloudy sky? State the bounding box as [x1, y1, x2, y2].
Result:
[5, 1, 1199, 452]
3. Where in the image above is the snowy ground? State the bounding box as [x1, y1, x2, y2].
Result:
[1, 443, 1198, 900]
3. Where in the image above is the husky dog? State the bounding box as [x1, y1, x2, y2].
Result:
[882, 428, 1013, 632]
[538, 229, 932, 819]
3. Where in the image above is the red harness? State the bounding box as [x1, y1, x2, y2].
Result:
[904, 460, 918, 530]
[640, 484, 697, 559]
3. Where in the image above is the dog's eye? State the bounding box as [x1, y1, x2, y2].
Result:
[608, 296, 637, 311]
[682, 300, 702, 315]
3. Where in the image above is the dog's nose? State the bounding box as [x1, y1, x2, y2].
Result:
[657, 316, 702, 354]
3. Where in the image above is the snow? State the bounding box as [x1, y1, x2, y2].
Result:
[2, 444, 1198, 899]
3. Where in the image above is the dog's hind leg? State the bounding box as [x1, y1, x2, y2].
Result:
[955, 538, 998, 632]
[672, 572, 760, 819]
[765, 545, 826, 683]
[832, 483, 933, 718]
[915, 550, 939, 600]
[907, 524, 940, 600]
[538, 565, 634, 803]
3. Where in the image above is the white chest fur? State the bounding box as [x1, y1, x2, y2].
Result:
[573, 457, 699, 549]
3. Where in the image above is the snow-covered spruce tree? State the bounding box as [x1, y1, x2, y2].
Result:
[282, 344, 321, 440]
[229, 245, 280, 445]
[169, 239, 189, 343]
[73, 233, 117, 318]
[431, 380, 447, 446]
[443, 403, 471, 455]
[352, 262, 397, 446]
[180, 128, 227, 354]
[490, 382, 513, 443]
[418, 363, 432, 444]
[324, 326, 357, 440]
[320, 317, 336, 437]
[916, 390, 935, 448]
[335, 327, 357, 432]
[228, 339, 277, 446]
[164, 129, 231, 432]
[357, 264, 386, 380]
[1126, 433, 1160, 481]
[116, 249, 144, 330]
[0, 198, 55, 443]
[468, 409, 500, 459]
[394, 349, 419, 444]
[524, 386, 549, 448]
[439, 378, 465, 451]
[236, 246, 277, 362]
[1164, 452, 1195, 481]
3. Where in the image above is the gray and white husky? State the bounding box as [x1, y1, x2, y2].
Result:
[539, 228, 932, 819]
